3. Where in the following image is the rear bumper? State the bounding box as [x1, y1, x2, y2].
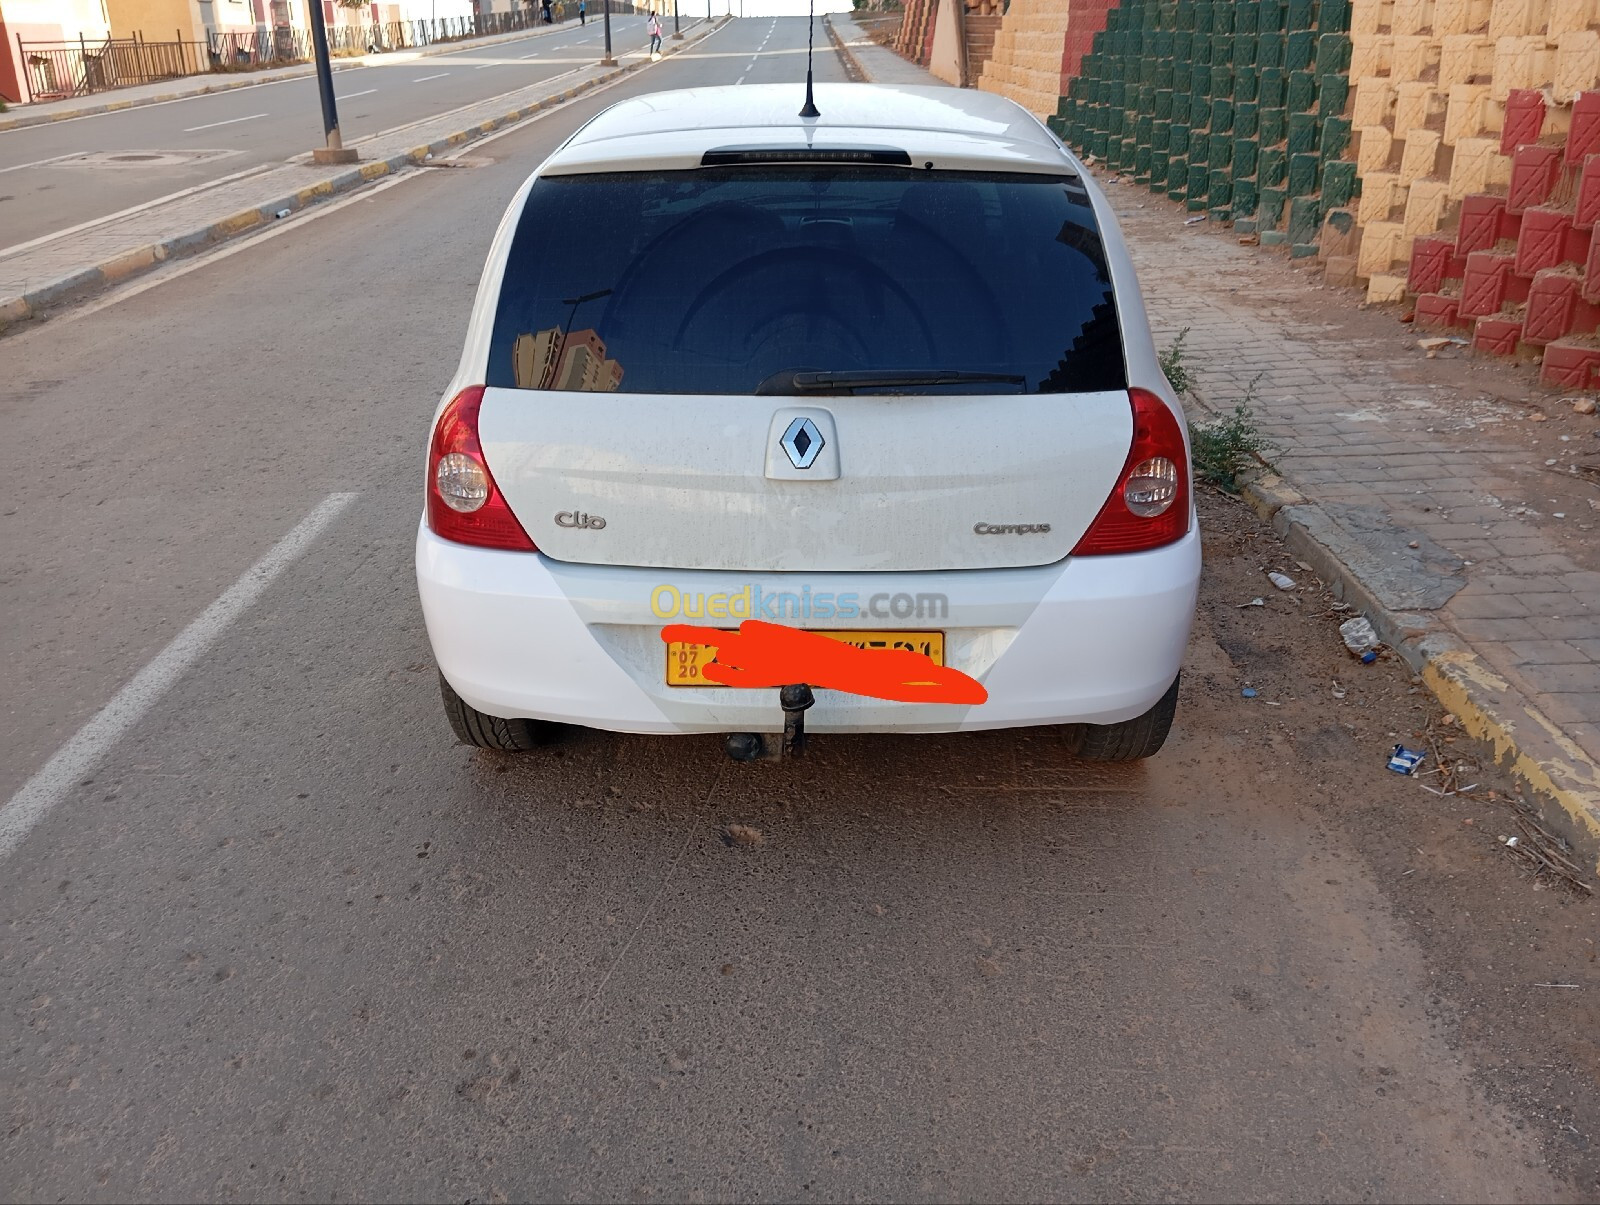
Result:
[415, 519, 1200, 735]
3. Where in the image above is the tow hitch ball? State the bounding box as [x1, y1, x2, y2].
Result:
[723, 684, 815, 762]
[780, 683, 814, 758]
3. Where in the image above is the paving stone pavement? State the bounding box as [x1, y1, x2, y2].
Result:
[1101, 180, 1600, 855]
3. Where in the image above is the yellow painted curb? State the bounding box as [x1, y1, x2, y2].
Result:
[211, 210, 263, 238]
[98, 246, 159, 284]
[359, 161, 390, 180]
[1423, 649, 1600, 876]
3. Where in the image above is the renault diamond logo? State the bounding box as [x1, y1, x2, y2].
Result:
[780, 417, 825, 469]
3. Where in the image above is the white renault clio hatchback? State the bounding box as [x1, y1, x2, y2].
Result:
[416, 83, 1200, 761]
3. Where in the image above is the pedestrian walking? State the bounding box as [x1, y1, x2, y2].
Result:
[541, 0, 553, 23]
[648, 10, 663, 54]
[578, 0, 586, 23]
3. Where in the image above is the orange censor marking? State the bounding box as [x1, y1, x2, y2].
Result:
[659, 620, 988, 704]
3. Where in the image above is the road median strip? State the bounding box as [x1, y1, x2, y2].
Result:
[0, 17, 726, 333]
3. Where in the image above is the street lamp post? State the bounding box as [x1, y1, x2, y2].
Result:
[307, 0, 358, 164]
[671, 0, 682, 37]
[599, 0, 616, 64]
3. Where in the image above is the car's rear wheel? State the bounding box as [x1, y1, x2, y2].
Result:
[438, 673, 564, 751]
[1076, 675, 1180, 762]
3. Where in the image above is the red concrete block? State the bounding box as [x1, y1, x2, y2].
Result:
[1522, 271, 1581, 343]
[1460, 251, 1520, 317]
[1516, 207, 1581, 275]
[1456, 194, 1512, 255]
[1584, 223, 1600, 302]
[1408, 236, 1456, 293]
[1507, 144, 1563, 215]
[1540, 338, 1600, 387]
[1501, 88, 1547, 155]
[1566, 91, 1600, 167]
[1415, 292, 1465, 329]
[1576, 155, 1600, 230]
[1472, 315, 1524, 356]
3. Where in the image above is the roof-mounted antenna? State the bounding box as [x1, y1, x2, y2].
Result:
[799, 0, 820, 118]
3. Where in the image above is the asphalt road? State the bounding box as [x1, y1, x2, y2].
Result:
[0, 13, 676, 249]
[0, 20, 1590, 1202]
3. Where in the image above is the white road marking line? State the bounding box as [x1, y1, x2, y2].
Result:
[736, 73, 746, 84]
[0, 152, 80, 175]
[0, 492, 359, 862]
[475, 62, 502, 68]
[182, 112, 266, 132]
[519, 51, 542, 57]
[413, 71, 451, 82]
[338, 87, 378, 99]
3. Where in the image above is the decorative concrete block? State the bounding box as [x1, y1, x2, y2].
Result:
[1289, 111, 1320, 153]
[1289, 152, 1320, 195]
[1394, 83, 1439, 140]
[1322, 207, 1360, 257]
[1261, 186, 1288, 227]
[1491, 37, 1553, 105]
[1500, 88, 1547, 156]
[1321, 0, 1354, 32]
[1287, 29, 1316, 70]
[1212, 99, 1236, 132]
[1352, 76, 1395, 126]
[1568, 92, 1600, 167]
[1517, 207, 1583, 274]
[1444, 84, 1490, 146]
[1416, 293, 1465, 328]
[1548, 0, 1596, 40]
[1259, 106, 1288, 145]
[1323, 159, 1359, 207]
[1261, 145, 1289, 185]
[1457, 194, 1511, 254]
[1350, 0, 1384, 37]
[1316, 33, 1352, 78]
[1449, 137, 1501, 199]
[1358, 171, 1402, 221]
[1259, 67, 1287, 108]
[1234, 178, 1261, 215]
[1358, 220, 1408, 275]
[1460, 250, 1519, 316]
[1508, 143, 1564, 213]
[1390, 36, 1434, 83]
[1522, 271, 1583, 344]
[1322, 116, 1353, 159]
[1488, 0, 1538, 38]
[1432, 0, 1476, 36]
[1288, 195, 1323, 241]
[1348, 35, 1390, 80]
[1405, 179, 1452, 234]
[1236, 101, 1261, 138]
[1324, 254, 1360, 287]
[1234, 139, 1261, 177]
[1540, 338, 1600, 388]
[1287, 70, 1318, 113]
[1319, 72, 1350, 116]
[1209, 170, 1233, 205]
[1409, 236, 1457, 294]
[1440, 36, 1493, 89]
[1576, 154, 1600, 229]
[1390, 0, 1431, 36]
[1472, 315, 1524, 356]
[1554, 31, 1600, 105]
[1258, 30, 1286, 69]
[1368, 273, 1409, 302]
[1357, 124, 1394, 173]
[1400, 128, 1443, 183]
[1585, 224, 1600, 301]
[1211, 133, 1234, 167]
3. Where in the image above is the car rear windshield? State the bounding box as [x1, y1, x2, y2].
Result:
[485, 166, 1125, 395]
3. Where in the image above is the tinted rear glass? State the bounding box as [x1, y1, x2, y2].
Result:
[486, 167, 1125, 395]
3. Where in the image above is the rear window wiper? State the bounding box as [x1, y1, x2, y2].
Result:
[755, 369, 1028, 395]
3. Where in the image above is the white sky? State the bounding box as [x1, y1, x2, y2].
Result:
[700, 1, 855, 15]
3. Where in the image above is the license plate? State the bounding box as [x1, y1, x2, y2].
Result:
[665, 630, 945, 687]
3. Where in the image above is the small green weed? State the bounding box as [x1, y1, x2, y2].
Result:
[1188, 378, 1277, 494]
[1158, 328, 1192, 396]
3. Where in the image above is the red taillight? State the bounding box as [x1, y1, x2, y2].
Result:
[1071, 387, 1191, 556]
[426, 386, 537, 552]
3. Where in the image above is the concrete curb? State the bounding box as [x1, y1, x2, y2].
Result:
[1224, 442, 1600, 881]
[821, 15, 869, 83]
[0, 18, 725, 332]
[0, 17, 609, 132]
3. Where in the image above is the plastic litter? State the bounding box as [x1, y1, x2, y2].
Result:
[275, 209, 291, 219]
[1184, 215, 1206, 225]
[1241, 687, 1258, 698]
[1237, 597, 1266, 608]
[1361, 650, 1378, 663]
[1267, 571, 1297, 591]
[1339, 616, 1381, 657]
[1388, 745, 1426, 775]
[1331, 682, 1346, 699]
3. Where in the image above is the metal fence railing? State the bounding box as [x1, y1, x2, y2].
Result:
[14, 4, 642, 104]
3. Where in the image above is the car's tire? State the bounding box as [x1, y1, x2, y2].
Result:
[438, 673, 563, 751]
[1076, 675, 1180, 762]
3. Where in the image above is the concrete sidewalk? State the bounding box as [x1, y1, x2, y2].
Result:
[0, 15, 612, 133]
[811, 25, 1600, 874]
[0, 17, 720, 331]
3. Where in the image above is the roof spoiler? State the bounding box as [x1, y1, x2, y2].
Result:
[699, 147, 914, 167]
